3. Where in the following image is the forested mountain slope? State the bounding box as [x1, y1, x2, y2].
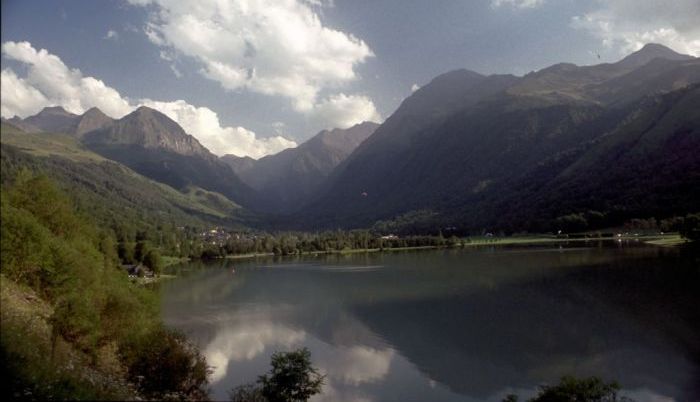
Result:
[294, 44, 700, 233]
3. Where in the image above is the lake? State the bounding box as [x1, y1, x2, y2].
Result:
[161, 242, 700, 401]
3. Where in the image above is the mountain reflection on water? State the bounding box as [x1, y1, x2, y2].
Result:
[160, 243, 700, 401]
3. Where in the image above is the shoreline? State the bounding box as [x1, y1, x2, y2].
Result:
[197, 233, 685, 262]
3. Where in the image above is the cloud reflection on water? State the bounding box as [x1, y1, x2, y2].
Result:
[201, 314, 397, 399]
[204, 321, 306, 383]
[318, 345, 394, 386]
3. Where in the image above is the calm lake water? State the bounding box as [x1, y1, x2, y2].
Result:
[161, 242, 700, 401]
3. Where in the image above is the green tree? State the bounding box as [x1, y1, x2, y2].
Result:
[143, 249, 163, 275]
[504, 376, 631, 402]
[134, 240, 150, 262]
[118, 242, 136, 264]
[555, 213, 588, 233]
[680, 213, 700, 241]
[259, 348, 324, 402]
[230, 348, 324, 402]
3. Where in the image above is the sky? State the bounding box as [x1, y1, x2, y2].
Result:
[2, 0, 699, 158]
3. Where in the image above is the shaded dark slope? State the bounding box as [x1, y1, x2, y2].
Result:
[221, 154, 256, 177]
[300, 97, 621, 229]
[485, 84, 700, 232]
[291, 71, 519, 225]
[294, 44, 699, 232]
[223, 121, 379, 213]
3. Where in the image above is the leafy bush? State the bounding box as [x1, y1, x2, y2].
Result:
[121, 327, 210, 400]
[229, 348, 324, 402]
[680, 213, 700, 241]
[259, 348, 324, 402]
[143, 248, 163, 274]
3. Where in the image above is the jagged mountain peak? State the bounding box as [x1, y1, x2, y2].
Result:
[132, 105, 161, 115]
[23, 106, 80, 133]
[314, 121, 380, 146]
[117, 106, 195, 140]
[426, 69, 484, 85]
[37, 105, 76, 116]
[83, 106, 107, 116]
[126, 106, 176, 124]
[74, 107, 114, 137]
[616, 43, 694, 69]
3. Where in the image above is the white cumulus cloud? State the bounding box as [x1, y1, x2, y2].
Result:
[127, 0, 378, 128]
[140, 99, 297, 158]
[309, 93, 381, 130]
[202, 321, 306, 383]
[1, 41, 296, 158]
[1, 69, 49, 118]
[318, 346, 394, 386]
[571, 0, 700, 56]
[1, 41, 132, 118]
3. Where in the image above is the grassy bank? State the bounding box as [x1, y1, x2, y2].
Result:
[643, 234, 688, 247]
[162, 255, 190, 267]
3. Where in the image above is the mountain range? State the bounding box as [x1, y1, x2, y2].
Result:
[3, 43, 699, 234]
[294, 43, 700, 232]
[4, 105, 257, 208]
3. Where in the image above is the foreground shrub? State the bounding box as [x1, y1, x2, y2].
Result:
[230, 348, 324, 402]
[121, 326, 210, 400]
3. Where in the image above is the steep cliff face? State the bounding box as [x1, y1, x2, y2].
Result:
[73, 107, 114, 137]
